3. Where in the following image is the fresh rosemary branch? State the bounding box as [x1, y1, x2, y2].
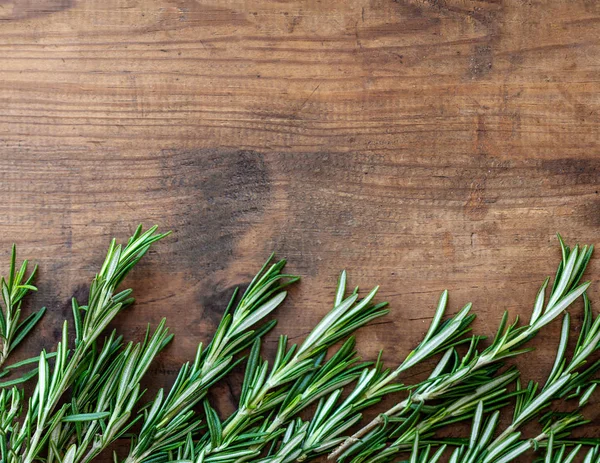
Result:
[254, 289, 476, 463]
[430, 395, 587, 463]
[0, 225, 168, 463]
[50, 321, 173, 463]
[488, 302, 600, 450]
[466, 302, 600, 463]
[174, 271, 388, 463]
[0, 245, 45, 376]
[481, 411, 589, 463]
[402, 290, 600, 463]
[350, 367, 522, 463]
[330, 236, 593, 461]
[186, 336, 368, 463]
[250, 337, 368, 453]
[123, 255, 299, 463]
[47, 330, 127, 462]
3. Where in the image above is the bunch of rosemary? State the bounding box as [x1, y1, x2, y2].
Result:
[0, 228, 598, 463]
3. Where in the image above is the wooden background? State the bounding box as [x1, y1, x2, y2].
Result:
[1, 0, 599, 460]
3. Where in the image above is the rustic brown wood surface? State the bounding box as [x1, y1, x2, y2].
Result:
[1, 0, 599, 460]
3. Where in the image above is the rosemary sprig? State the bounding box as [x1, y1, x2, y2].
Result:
[0, 245, 45, 375]
[50, 321, 173, 463]
[403, 291, 600, 463]
[396, 412, 592, 463]
[185, 336, 367, 463]
[47, 330, 127, 462]
[482, 411, 589, 463]
[253, 337, 368, 451]
[176, 272, 388, 463]
[330, 236, 593, 460]
[352, 368, 522, 463]
[254, 290, 476, 463]
[438, 396, 588, 463]
[123, 255, 299, 463]
[472, 302, 600, 463]
[0, 230, 597, 463]
[1, 225, 168, 463]
[487, 302, 600, 451]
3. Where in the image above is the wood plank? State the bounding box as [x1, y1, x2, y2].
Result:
[0, 0, 599, 459]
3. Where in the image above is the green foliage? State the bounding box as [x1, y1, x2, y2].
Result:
[165, 271, 389, 463]
[329, 235, 594, 462]
[123, 254, 299, 463]
[0, 225, 170, 463]
[253, 290, 476, 463]
[0, 245, 45, 384]
[0, 231, 597, 463]
[415, 293, 600, 463]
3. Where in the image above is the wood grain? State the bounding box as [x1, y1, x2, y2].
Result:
[0, 0, 599, 460]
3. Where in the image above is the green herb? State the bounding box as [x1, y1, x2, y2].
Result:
[253, 290, 476, 463]
[123, 254, 299, 463]
[0, 231, 597, 463]
[168, 271, 389, 463]
[0, 245, 45, 381]
[417, 293, 600, 463]
[330, 236, 593, 461]
[543, 443, 600, 463]
[0, 225, 168, 463]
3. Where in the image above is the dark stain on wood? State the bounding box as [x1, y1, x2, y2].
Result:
[197, 283, 249, 334]
[0, 0, 74, 20]
[469, 45, 494, 79]
[160, 149, 271, 273]
[541, 158, 600, 182]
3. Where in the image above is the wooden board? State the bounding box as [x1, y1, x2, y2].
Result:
[0, 0, 599, 459]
